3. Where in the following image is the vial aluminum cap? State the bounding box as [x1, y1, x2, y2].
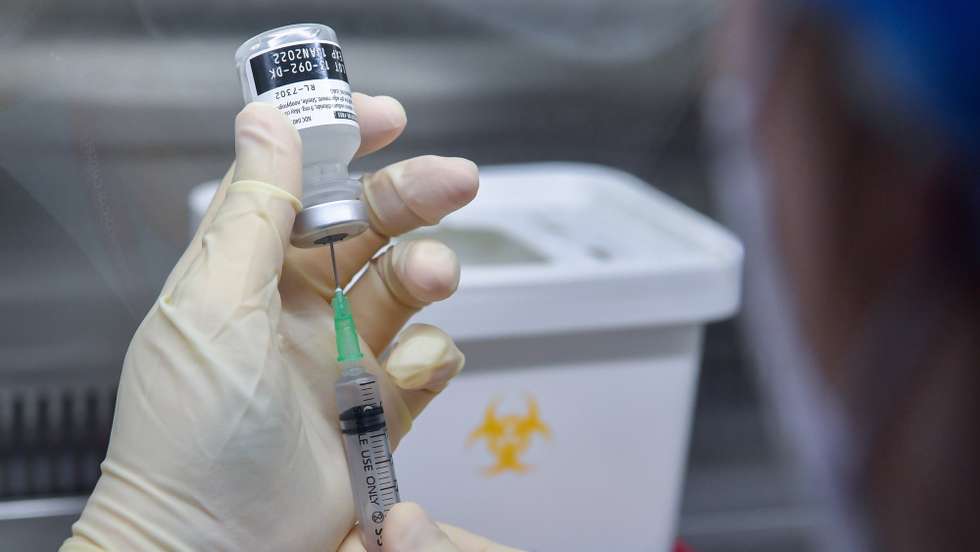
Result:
[292, 199, 370, 248]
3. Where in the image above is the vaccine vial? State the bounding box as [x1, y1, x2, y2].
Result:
[235, 23, 368, 247]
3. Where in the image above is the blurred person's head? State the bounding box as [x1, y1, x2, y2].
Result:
[708, 1, 979, 550]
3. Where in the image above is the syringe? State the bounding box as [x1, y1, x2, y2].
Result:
[329, 241, 400, 552]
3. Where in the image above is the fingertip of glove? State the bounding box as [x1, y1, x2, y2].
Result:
[386, 324, 464, 390]
[396, 240, 460, 304]
[236, 102, 300, 143]
[383, 503, 450, 552]
[372, 95, 408, 130]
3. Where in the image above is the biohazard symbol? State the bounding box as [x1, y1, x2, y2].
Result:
[467, 397, 551, 475]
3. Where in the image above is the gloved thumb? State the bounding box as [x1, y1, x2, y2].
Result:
[382, 503, 460, 552]
[221, 101, 303, 257]
[231, 102, 303, 205]
[165, 103, 302, 322]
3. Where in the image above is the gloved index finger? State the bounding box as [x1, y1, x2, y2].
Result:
[280, 155, 478, 300]
[353, 93, 406, 159]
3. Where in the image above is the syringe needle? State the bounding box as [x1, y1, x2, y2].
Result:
[329, 239, 340, 287]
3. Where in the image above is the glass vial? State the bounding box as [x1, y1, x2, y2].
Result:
[235, 23, 368, 247]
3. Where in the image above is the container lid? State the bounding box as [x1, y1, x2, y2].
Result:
[406, 162, 743, 340]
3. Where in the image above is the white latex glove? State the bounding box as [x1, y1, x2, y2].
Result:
[59, 97, 490, 551]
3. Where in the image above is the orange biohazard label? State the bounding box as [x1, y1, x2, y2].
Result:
[467, 396, 551, 475]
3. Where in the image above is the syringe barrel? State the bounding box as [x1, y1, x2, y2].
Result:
[336, 368, 400, 552]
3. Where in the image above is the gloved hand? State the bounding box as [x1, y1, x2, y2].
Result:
[59, 96, 502, 551]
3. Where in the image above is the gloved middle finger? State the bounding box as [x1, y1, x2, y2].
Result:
[281, 155, 478, 299]
[346, 239, 459, 354]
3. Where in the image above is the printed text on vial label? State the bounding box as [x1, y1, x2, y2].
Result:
[259, 81, 357, 130]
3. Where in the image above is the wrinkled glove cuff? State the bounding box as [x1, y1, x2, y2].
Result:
[227, 179, 303, 212]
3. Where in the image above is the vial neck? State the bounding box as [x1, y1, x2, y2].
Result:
[302, 163, 358, 205]
[304, 162, 350, 188]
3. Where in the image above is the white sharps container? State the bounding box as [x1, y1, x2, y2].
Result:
[399, 163, 743, 551]
[188, 163, 743, 551]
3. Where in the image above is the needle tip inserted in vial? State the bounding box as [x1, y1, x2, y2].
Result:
[328, 239, 339, 285]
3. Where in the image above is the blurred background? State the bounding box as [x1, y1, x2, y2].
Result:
[0, 1, 817, 550]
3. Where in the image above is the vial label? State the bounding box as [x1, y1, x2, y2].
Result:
[247, 40, 358, 131]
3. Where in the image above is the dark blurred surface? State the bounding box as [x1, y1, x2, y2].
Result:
[0, 1, 814, 550]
